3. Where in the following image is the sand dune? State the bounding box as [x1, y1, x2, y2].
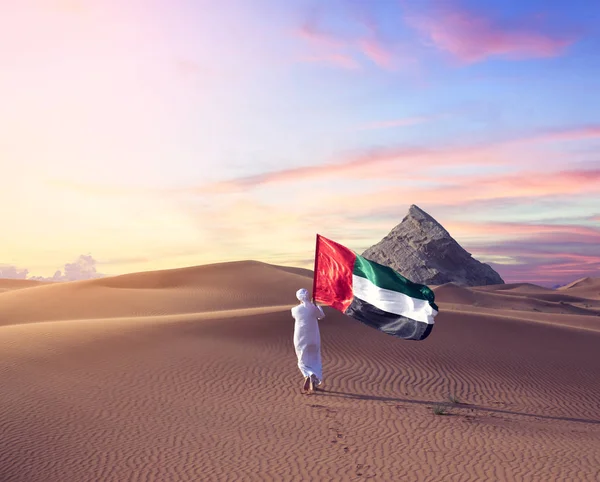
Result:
[434, 282, 600, 317]
[1, 263, 599, 481]
[0, 278, 46, 293]
[0, 261, 313, 325]
[472, 282, 553, 293]
[558, 277, 600, 299]
[473, 281, 600, 304]
[560, 276, 597, 290]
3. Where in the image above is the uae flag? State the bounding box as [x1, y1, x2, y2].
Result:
[312, 234, 438, 341]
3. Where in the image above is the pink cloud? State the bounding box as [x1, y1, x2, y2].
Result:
[375, 168, 600, 211]
[310, 167, 600, 220]
[450, 224, 600, 286]
[473, 242, 600, 286]
[0, 265, 29, 279]
[293, 17, 358, 69]
[178, 122, 600, 203]
[293, 12, 400, 71]
[406, 5, 576, 63]
[526, 125, 600, 143]
[493, 262, 600, 286]
[357, 37, 395, 69]
[190, 143, 502, 195]
[3, 255, 104, 282]
[469, 168, 600, 198]
[446, 221, 600, 241]
[295, 19, 345, 49]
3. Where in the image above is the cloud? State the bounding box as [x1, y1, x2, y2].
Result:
[462, 225, 600, 286]
[525, 125, 600, 144]
[356, 37, 395, 69]
[490, 261, 600, 287]
[182, 123, 600, 195]
[329, 168, 600, 217]
[294, 13, 358, 69]
[296, 14, 346, 49]
[293, 7, 407, 71]
[446, 221, 600, 242]
[189, 143, 507, 195]
[295, 1, 576, 70]
[0, 265, 29, 279]
[57, 255, 103, 281]
[405, 3, 576, 63]
[463, 168, 600, 200]
[472, 237, 600, 286]
[22, 255, 104, 282]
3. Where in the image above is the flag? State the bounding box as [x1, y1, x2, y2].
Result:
[312, 234, 438, 341]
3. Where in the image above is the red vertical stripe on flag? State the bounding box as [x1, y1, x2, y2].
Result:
[313, 234, 356, 312]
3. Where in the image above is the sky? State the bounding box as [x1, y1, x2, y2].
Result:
[1, 0, 599, 286]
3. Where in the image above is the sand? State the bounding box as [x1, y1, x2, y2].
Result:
[558, 277, 600, 300]
[0, 278, 45, 294]
[1, 262, 599, 481]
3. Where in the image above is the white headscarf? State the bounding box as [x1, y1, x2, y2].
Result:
[296, 288, 310, 305]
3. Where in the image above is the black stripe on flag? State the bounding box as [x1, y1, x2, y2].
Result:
[345, 297, 433, 341]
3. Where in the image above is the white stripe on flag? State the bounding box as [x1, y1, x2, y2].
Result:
[352, 275, 437, 324]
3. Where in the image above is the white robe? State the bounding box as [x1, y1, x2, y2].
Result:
[291, 302, 325, 383]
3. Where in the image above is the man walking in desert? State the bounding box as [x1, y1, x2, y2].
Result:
[291, 288, 325, 394]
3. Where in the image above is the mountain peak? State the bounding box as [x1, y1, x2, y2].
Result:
[362, 205, 504, 287]
[408, 204, 428, 217]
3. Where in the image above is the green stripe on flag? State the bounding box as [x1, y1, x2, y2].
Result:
[353, 255, 438, 311]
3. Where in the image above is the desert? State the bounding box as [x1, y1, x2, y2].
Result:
[1, 261, 599, 481]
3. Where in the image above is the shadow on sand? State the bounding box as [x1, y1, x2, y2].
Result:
[318, 389, 600, 426]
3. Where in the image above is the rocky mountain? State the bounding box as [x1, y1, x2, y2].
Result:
[362, 205, 504, 287]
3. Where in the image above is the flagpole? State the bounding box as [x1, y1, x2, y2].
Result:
[312, 233, 319, 302]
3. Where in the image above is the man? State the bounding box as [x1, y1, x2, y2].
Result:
[291, 288, 325, 394]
